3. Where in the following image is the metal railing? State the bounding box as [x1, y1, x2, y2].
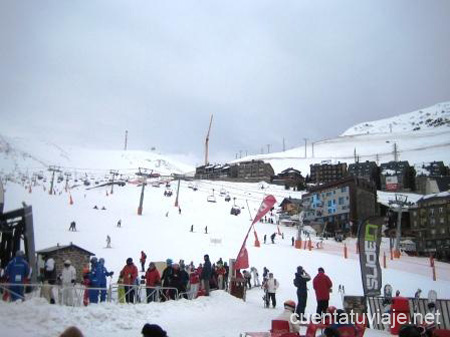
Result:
[0, 282, 188, 306]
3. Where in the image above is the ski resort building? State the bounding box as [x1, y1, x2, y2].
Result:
[415, 161, 450, 194]
[271, 167, 305, 190]
[279, 197, 302, 215]
[301, 177, 378, 237]
[348, 161, 381, 189]
[195, 160, 274, 182]
[380, 161, 416, 192]
[410, 192, 450, 261]
[309, 162, 348, 185]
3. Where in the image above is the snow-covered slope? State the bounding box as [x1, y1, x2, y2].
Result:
[342, 102, 450, 136]
[1, 179, 449, 337]
[0, 134, 195, 176]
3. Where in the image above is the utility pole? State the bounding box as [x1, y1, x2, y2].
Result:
[109, 170, 119, 194]
[48, 166, 62, 195]
[267, 144, 270, 153]
[124, 130, 128, 151]
[311, 142, 315, 158]
[354, 148, 358, 163]
[283, 138, 286, 152]
[303, 138, 308, 158]
[245, 150, 248, 157]
[393, 142, 398, 162]
[136, 167, 152, 215]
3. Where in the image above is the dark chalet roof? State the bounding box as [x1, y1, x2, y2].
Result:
[279, 197, 302, 207]
[37, 243, 95, 256]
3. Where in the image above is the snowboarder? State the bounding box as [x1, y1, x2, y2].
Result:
[69, 221, 77, 231]
[293, 266, 311, 319]
[117, 219, 122, 228]
[190, 224, 194, 232]
[270, 232, 276, 244]
[313, 267, 333, 315]
[281, 233, 284, 240]
[264, 234, 267, 244]
[140, 251, 147, 272]
[106, 235, 111, 248]
[165, 211, 169, 217]
[101, 206, 107, 210]
[291, 236, 295, 246]
[93, 205, 99, 210]
[205, 226, 208, 234]
[178, 207, 181, 215]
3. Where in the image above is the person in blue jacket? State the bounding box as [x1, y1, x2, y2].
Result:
[5, 250, 30, 301]
[88, 257, 100, 303]
[98, 258, 114, 302]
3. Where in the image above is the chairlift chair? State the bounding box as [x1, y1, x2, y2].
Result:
[225, 194, 231, 202]
[220, 188, 226, 196]
[207, 195, 216, 203]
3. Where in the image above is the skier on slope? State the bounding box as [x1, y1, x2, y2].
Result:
[140, 251, 147, 272]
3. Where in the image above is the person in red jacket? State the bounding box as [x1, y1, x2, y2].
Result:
[144, 262, 161, 303]
[140, 251, 147, 272]
[121, 258, 138, 303]
[313, 267, 333, 315]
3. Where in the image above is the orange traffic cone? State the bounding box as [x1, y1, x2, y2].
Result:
[69, 194, 74, 205]
[344, 243, 348, 259]
[254, 230, 260, 247]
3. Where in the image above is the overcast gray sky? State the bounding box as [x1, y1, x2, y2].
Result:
[1, 0, 449, 165]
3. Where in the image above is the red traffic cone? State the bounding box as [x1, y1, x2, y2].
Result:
[69, 194, 74, 205]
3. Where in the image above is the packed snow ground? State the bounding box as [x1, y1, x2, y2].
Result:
[1, 179, 450, 337]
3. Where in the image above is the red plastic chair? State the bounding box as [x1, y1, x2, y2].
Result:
[271, 320, 290, 333]
[434, 330, 450, 337]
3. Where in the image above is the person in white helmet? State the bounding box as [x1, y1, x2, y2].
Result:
[60, 260, 76, 306]
[275, 300, 300, 333]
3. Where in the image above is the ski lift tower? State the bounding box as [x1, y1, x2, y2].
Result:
[204, 114, 214, 166]
[388, 194, 413, 258]
[136, 167, 153, 215]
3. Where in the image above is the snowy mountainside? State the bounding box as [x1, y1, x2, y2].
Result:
[342, 101, 450, 136]
[232, 102, 450, 176]
[0, 134, 194, 176]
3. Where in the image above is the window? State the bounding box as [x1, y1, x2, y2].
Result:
[430, 209, 435, 216]
[413, 211, 417, 217]
[440, 228, 446, 235]
[328, 200, 332, 207]
[338, 197, 345, 205]
[439, 207, 444, 214]
[440, 218, 445, 224]
[341, 187, 347, 193]
[431, 218, 436, 226]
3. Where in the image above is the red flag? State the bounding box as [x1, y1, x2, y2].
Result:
[251, 195, 277, 225]
[235, 246, 249, 270]
[235, 195, 277, 270]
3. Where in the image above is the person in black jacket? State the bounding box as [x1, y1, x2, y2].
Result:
[200, 254, 212, 296]
[161, 259, 174, 301]
[293, 266, 311, 320]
